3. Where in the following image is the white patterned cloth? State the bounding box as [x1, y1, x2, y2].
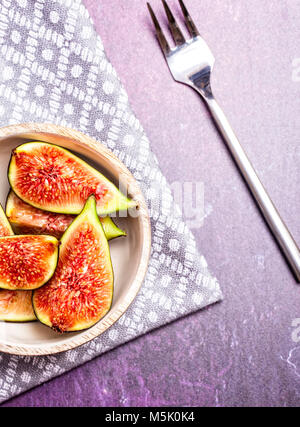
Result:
[0, 0, 222, 403]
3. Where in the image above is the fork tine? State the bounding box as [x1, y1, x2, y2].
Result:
[147, 3, 171, 56]
[178, 0, 200, 37]
[162, 0, 185, 46]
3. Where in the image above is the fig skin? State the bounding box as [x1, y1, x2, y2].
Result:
[33, 195, 114, 333]
[9, 142, 136, 215]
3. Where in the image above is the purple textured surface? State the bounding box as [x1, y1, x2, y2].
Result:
[2, 0, 300, 407]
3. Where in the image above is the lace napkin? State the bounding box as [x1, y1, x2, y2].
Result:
[0, 0, 222, 403]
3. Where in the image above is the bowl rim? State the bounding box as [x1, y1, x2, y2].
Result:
[0, 122, 151, 356]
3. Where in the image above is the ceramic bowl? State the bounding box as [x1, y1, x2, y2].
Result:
[0, 123, 151, 355]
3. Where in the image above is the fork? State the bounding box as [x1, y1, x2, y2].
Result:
[147, 0, 300, 281]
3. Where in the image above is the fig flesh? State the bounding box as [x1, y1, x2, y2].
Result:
[0, 235, 59, 291]
[0, 204, 35, 321]
[0, 203, 13, 237]
[6, 191, 126, 240]
[0, 290, 35, 322]
[9, 142, 136, 215]
[33, 196, 114, 332]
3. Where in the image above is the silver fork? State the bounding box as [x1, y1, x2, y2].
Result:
[147, 0, 300, 281]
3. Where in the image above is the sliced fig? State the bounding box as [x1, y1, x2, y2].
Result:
[0, 290, 35, 322]
[0, 203, 13, 236]
[33, 196, 114, 332]
[0, 235, 59, 291]
[0, 206, 36, 321]
[6, 191, 126, 240]
[9, 142, 136, 215]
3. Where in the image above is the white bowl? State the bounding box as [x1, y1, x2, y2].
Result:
[0, 123, 151, 355]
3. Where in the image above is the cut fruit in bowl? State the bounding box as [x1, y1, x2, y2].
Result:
[0, 123, 151, 356]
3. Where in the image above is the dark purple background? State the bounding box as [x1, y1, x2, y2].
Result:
[2, 0, 300, 406]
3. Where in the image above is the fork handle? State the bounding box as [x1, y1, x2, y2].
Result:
[205, 95, 300, 281]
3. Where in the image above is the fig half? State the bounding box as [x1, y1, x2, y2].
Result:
[0, 235, 59, 291]
[9, 142, 136, 215]
[0, 202, 13, 237]
[6, 191, 126, 240]
[0, 290, 35, 322]
[0, 204, 36, 321]
[33, 195, 114, 333]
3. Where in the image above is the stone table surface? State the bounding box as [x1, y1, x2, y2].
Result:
[2, 0, 300, 407]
